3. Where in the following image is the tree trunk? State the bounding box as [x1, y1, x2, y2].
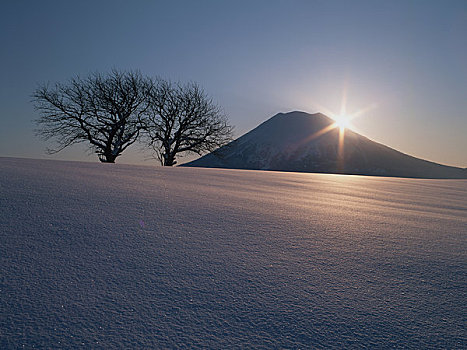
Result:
[98, 152, 117, 163]
[162, 153, 176, 166]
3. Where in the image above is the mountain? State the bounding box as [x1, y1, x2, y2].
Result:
[183, 111, 467, 179]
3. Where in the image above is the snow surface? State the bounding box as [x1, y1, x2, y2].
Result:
[1, 157, 466, 348]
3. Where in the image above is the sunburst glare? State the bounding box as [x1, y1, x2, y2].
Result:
[333, 114, 352, 131]
[299, 89, 378, 171]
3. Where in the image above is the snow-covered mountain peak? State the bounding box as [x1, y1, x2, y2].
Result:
[184, 111, 467, 178]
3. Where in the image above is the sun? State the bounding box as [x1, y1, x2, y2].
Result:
[333, 114, 352, 130]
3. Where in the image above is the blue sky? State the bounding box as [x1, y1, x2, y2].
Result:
[1, 0, 466, 166]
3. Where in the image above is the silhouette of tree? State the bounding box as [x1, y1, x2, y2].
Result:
[33, 70, 152, 163]
[141, 79, 233, 166]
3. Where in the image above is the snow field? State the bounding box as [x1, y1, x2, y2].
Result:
[1, 157, 466, 348]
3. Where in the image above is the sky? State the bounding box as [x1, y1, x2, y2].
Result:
[1, 0, 466, 167]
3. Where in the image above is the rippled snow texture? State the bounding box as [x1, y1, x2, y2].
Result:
[1, 157, 466, 348]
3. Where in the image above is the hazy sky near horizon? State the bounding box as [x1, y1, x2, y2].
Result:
[1, 0, 466, 167]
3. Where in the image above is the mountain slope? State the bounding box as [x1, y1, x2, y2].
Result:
[183, 111, 467, 179]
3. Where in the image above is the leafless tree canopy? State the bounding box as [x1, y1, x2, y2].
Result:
[33, 70, 152, 163]
[33, 71, 233, 165]
[141, 80, 233, 166]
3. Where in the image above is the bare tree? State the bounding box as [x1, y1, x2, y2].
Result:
[141, 79, 233, 166]
[33, 70, 152, 163]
